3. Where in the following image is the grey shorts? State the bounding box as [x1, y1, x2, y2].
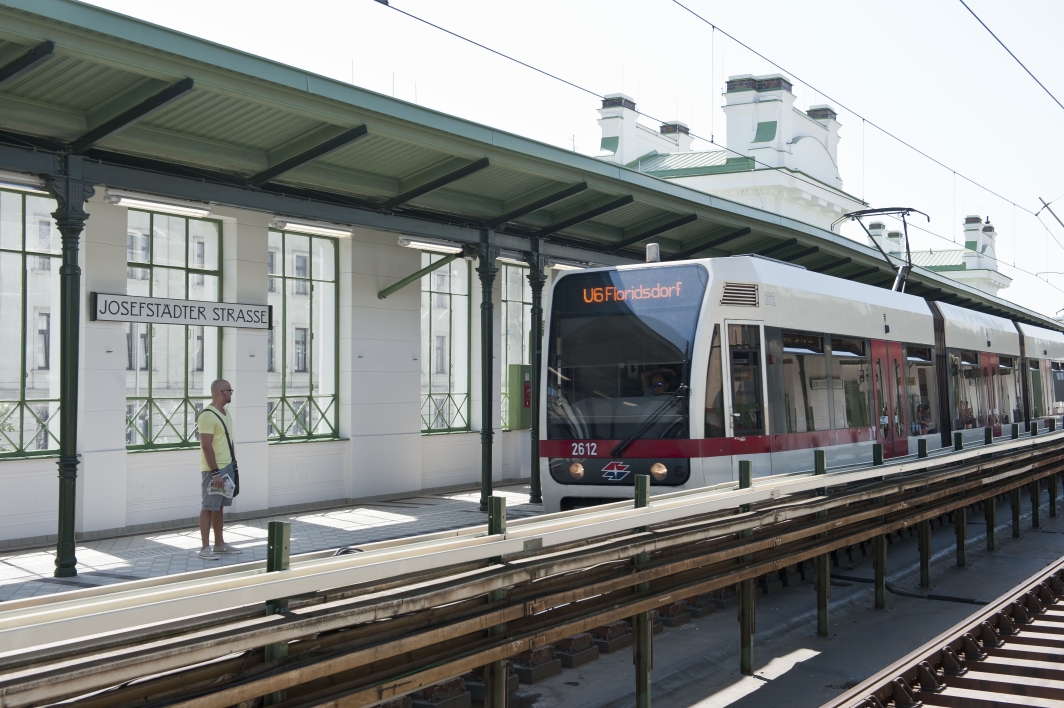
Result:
[201, 463, 235, 511]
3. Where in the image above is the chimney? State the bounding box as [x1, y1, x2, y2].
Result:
[886, 231, 903, 256]
[722, 74, 796, 169]
[806, 104, 842, 168]
[868, 221, 887, 252]
[596, 93, 638, 164]
[660, 121, 693, 152]
[962, 215, 999, 271]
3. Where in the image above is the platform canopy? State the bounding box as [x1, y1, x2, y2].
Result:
[0, 0, 1057, 328]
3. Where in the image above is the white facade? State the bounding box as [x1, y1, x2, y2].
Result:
[0, 194, 547, 546]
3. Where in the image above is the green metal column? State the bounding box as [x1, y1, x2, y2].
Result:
[814, 449, 829, 637]
[955, 506, 966, 567]
[632, 475, 651, 708]
[477, 236, 499, 512]
[1030, 481, 1041, 528]
[46, 158, 94, 579]
[918, 520, 931, 588]
[484, 496, 507, 708]
[264, 520, 291, 706]
[1011, 488, 1021, 537]
[738, 460, 754, 675]
[985, 495, 996, 551]
[525, 247, 547, 505]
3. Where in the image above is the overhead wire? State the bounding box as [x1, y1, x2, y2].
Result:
[378, 1, 1064, 300]
[956, 0, 1064, 114]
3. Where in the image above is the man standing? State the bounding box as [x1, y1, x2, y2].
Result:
[197, 379, 242, 560]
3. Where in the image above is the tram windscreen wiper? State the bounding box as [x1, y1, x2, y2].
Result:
[610, 384, 689, 458]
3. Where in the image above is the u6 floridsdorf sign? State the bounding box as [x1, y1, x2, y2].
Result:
[90, 293, 271, 329]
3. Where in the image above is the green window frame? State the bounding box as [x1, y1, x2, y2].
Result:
[421, 252, 470, 432]
[266, 229, 339, 440]
[124, 209, 223, 449]
[0, 188, 62, 456]
[500, 263, 531, 430]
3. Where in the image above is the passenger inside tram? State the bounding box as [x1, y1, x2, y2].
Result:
[915, 404, 934, 434]
[957, 401, 976, 429]
[641, 368, 677, 396]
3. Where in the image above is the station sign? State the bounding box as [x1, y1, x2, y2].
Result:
[90, 293, 271, 329]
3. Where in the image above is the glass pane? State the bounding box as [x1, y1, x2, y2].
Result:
[285, 232, 309, 278]
[0, 402, 19, 451]
[285, 279, 311, 394]
[506, 264, 524, 302]
[23, 196, 59, 254]
[311, 396, 335, 435]
[313, 281, 335, 396]
[187, 399, 205, 443]
[151, 324, 185, 399]
[188, 219, 219, 272]
[312, 236, 335, 281]
[0, 191, 22, 251]
[151, 398, 184, 444]
[875, 358, 888, 438]
[705, 325, 725, 438]
[152, 266, 185, 299]
[449, 257, 467, 295]
[420, 289, 431, 403]
[0, 252, 22, 400]
[285, 397, 309, 436]
[267, 287, 283, 398]
[127, 211, 151, 264]
[153, 213, 186, 267]
[905, 359, 938, 435]
[126, 322, 149, 397]
[24, 256, 58, 401]
[24, 401, 58, 451]
[189, 273, 218, 302]
[125, 400, 149, 446]
[188, 324, 218, 399]
[831, 338, 871, 430]
[781, 332, 829, 433]
[127, 266, 150, 296]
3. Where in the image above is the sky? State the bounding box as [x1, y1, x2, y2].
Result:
[82, 0, 1064, 318]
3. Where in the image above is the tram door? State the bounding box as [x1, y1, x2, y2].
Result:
[871, 340, 909, 458]
[727, 323, 765, 436]
[981, 352, 1002, 436]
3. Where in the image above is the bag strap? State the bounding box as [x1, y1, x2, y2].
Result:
[207, 407, 236, 464]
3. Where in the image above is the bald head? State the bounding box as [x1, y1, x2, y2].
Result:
[210, 379, 233, 410]
[211, 379, 230, 395]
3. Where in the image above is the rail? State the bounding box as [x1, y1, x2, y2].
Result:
[0, 430, 1062, 707]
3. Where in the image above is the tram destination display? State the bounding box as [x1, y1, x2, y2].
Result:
[91, 292, 271, 329]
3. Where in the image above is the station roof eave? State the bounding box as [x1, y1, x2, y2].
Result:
[0, 0, 1058, 331]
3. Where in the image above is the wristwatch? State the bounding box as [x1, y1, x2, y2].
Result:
[211, 469, 220, 475]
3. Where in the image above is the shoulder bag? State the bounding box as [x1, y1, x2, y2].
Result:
[207, 408, 240, 497]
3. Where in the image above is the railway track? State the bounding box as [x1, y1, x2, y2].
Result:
[2, 431, 1063, 708]
[822, 551, 1064, 708]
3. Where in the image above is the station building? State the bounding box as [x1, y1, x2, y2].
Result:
[0, 1, 1057, 563]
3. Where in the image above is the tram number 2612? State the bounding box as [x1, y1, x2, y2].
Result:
[571, 442, 598, 456]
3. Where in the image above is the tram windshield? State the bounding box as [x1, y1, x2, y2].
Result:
[546, 265, 709, 440]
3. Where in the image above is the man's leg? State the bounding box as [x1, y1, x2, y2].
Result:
[199, 510, 212, 549]
[212, 510, 225, 547]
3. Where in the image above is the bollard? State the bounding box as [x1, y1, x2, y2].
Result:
[955, 506, 967, 567]
[1051, 418, 1057, 432]
[984, 427, 992, 445]
[484, 497, 508, 708]
[1032, 421, 1038, 437]
[872, 443, 883, 466]
[1011, 423, 1019, 439]
[264, 521, 291, 706]
[918, 520, 931, 588]
[1011, 488, 1021, 537]
[814, 449, 828, 637]
[738, 461, 754, 675]
[918, 438, 928, 459]
[632, 476, 651, 708]
[985, 495, 996, 551]
[1051, 474, 1059, 518]
[954, 431, 963, 451]
[1030, 481, 1041, 529]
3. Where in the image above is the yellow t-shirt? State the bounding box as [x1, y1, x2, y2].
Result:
[198, 404, 234, 472]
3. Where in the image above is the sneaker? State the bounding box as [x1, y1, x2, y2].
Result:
[213, 542, 242, 554]
[197, 547, 220, 560]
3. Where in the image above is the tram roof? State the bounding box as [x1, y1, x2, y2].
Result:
[0, 0, 1058, 331]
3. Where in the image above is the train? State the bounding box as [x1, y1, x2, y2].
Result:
[539, 254, 1064, 512]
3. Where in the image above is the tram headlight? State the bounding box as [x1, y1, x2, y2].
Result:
[649, 462, 668, 481]
[569, 462, 585, 480]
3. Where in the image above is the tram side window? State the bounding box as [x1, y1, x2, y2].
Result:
[830, 337, 871, 429]
[1028, 359, 1045, 419]
[875, 357, 888, 439]
[1052, 362, 1064, 415]
[705, 325, 725, 438]
[950, 350, 985, 429]
[781, 331, 831, 433]
[998, 357, 1023, 425]
[904, 346, 938, 435]
[728, 324, 764, 435]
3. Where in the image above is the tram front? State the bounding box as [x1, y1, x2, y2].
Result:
[540, 262, 710, 512]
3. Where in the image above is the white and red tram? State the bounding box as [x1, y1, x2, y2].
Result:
[540, 255, 1064, 512]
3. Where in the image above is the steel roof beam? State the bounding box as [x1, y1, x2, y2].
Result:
[609, 213, 697, 253]
[668, 227, 752, 260]
[248, 125, 368, 187]
[484, 182, 587, 231]
[69, 77, 195, 154]
[844, 266, 884, 281]
[785, 245, 820, 262]
[0, 40, 54, 90]
[755, 238, 798, 258]
[533, 194, 633, 239]
[382, 157, 490, 211]
[811, 257, 852, 273]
